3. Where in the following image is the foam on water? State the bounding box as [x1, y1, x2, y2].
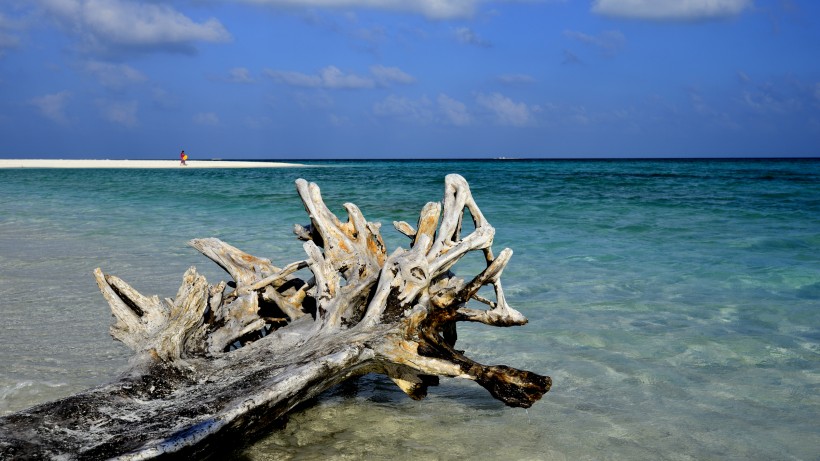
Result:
[0, 159, 818, 459]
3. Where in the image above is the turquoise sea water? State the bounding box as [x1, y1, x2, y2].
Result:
[0, 159, 818, 460]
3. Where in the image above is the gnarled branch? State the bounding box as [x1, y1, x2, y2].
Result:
[0, 175, 549, 460]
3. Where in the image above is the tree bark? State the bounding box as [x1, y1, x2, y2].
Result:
[0, 174, 550, 460]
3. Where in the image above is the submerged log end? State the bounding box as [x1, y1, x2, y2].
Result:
[474, 365, 551, 409]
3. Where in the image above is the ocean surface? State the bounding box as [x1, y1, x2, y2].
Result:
[0, 159, 818, 460]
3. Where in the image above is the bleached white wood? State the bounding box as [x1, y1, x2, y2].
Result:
[0, 175, 550, 460]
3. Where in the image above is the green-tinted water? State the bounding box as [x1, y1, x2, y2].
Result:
[1, 159, 818, 459]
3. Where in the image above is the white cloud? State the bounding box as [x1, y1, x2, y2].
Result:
[84, 61, 147, 89]
[564, 30, 625, 57]
[375, 93, 471, 125]
[591, 0, 752, 20]
[38, 0, 231, 53]
[373, 94, 433, 121]
[30, 91, 72, 124]
[741, 88, 801, 115]
[244, 115, 274, 129]
[437, 93, 470, 126]
[266, 65, 414, 89]
[329, 114, 350, 126]
[235, 0, 478, 20]
[562, 49, 582, 65]
[685, 87, 739, 129]
[0, 12, 22, 57]
[98, 99, 138, 127]
[151, 87, 179, 110]
[496, 74, 536, 85]
[266, 66, 373, 88]
[454, 26, 491, 48]
[734, 74, 814, 115]
[370, 65, 416, 86]
[0, 34, 18, 58]
[292, 91, 334, 109]
[226, 67, 254, 83]
[299, 9, 387, 50]
[319, 65, 374, 89]
[194, 112, 220, 125]
[569, 106, 590, 125]
[687, 87, 712, 115]
[475, 92, 533, 126]
[264, 69, 323, 87]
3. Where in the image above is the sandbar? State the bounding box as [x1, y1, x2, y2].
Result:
[0, 159, 307, 169]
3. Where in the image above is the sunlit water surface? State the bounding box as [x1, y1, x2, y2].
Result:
[0, 159, 818, 460]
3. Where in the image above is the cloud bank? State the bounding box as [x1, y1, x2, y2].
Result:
[30, 91, 72, 124]
[98, 99, 138, 127]
[38, 0, 231, 54]
[194, 112, 220, 126]
[265, 65, 415, 89]
[265, 66, 374, 89]
[373, 95, 433, 121]
[454, 26, 492, 47]
[237, 0, 479, 19]
[226, 67, 254, 83]
[592, 0, 752, 20]
[437, 94, 470, 126]
[564, 29, 625, 57]
[0, 13, 21, 57]
[476, 92, 536, 126]
[84, 61, 147, 90]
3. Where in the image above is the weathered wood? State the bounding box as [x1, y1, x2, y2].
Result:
[0, 174, 550, 460]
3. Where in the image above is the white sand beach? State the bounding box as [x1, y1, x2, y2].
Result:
[0, 159, 306, 169]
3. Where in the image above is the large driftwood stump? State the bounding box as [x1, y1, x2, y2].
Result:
[0, 175, 550, 459]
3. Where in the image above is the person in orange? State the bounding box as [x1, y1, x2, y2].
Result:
[180, 150, 188, 165]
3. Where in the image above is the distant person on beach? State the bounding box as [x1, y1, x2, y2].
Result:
[180, 150, 188, 166]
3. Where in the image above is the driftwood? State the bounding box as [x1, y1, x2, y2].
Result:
[0, 174, 550, 459]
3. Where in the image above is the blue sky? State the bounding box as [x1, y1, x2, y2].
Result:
[0, 0, 818, 159]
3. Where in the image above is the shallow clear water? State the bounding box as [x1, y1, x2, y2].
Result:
[0, 160, 818, 460]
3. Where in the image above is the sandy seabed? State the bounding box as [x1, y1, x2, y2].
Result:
[0, 159, 305, 169]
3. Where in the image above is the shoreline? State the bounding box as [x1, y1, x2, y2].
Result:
[0, 159, 307, 169]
